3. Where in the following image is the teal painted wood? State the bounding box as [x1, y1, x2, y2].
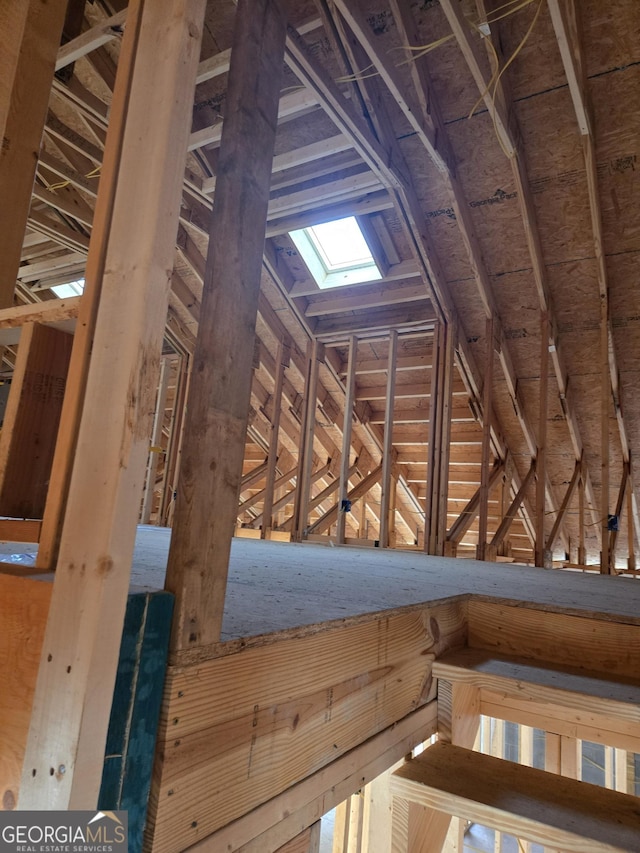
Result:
[99, 590, 174, 853]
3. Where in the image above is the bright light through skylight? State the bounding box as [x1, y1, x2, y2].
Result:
[289, 216, 382, 290]
[306, 218, 375, 270]
[51, 278, 85, 299]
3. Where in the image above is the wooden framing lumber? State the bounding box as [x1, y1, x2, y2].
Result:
[165, 0, 287, 650]
[490, 460, 536, 553]
[145, 600, 465, 853]
[547, 459, 582, 555]
[141, 357, 171, 524]
[261, 339, 290, 537]
[181, 701, 438, 853]
[536, 313, 550, 567]
[293, 339, 324, 540]
[336, 335, 357, 544]
[392, 741, 640, 852]
[446, 461, 504, 547]
[307, 464, 383, 536]
[19, 0, 207, 809]
[55, 10, 127, 72]
[477, 317, 495, 560]
[0, 0, 68, 306]
[379, 331, 397, 548]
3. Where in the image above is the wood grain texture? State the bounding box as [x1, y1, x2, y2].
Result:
[467, 600, 640, 678]
[392, 741, 640, 852]
[0, 575, 51, 811]
[0, 324, 73, 518]
[145, 601, 465, 853]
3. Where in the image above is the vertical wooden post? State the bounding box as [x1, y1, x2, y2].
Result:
[380, 330, 398, 548]
[165, 0, 287, 649]
[337, 335, 357, 544]
[262, 338, 290, 537]
[627, 480, 636, 571]
[20, 0, 207, 810]
[141, 356, 171, 524]
[436, 321, 455, 554]
[536, 312, 550, 567]
[425, 324, 442, 554]
[161, 353, 192, 526]
[0, 0, 69, 307]
[293, 338, 324, 540]
[578, 471, 587, 565]
[477, 316, 495, 560]
[600, 298, 610, 573]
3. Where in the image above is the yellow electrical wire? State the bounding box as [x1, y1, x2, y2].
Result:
[43, 164, 102, 194]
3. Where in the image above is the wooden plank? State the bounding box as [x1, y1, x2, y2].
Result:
[336, 336, 357, 544]
[307, 464, 383, 536]
[379, 331, 397, 548]
[294, 340, 324, 539]
[184, 702, 438, 853]
[480, 689, 640, 755]
[446, 462, 504, 545]
[0, 297, 80, 330]
[274, 823, 320, 853]
[20, 0, 207, 809]
[433, 647, 640, 729]
[392, 741, 640, 852]
[0, 574, 52, 811]
[467, 601, 640, 679]
[0, 0, 68, 307]
[491, 460, 536, 552]
[0, 323, 73, 519]
[145, 601, 465, 853]
[0, 519, 42, 543]
[547, 459, 582, 553]
[55, 10, 127, 71]
[164, 0, 286, 650]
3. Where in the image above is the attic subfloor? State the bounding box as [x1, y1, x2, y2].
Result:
[4, 527, 640, 641]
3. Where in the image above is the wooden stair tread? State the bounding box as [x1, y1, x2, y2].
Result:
[433, 647, 640, 716]
[392, 742, 640, 852]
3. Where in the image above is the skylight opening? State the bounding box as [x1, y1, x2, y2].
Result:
[50, 278, 85, 299]
[289, 216, 382, 290]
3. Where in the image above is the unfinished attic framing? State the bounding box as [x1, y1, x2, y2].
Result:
[2, 0, 640, 851]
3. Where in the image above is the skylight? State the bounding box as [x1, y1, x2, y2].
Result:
[289, 216, 382, 289]
[50, 278, 85, 299]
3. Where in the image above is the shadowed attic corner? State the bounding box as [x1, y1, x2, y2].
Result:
[1, 0, 640, 851]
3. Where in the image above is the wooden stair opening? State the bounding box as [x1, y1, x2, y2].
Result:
[391, 741, 640, 852]
[432, 646, 640, 732]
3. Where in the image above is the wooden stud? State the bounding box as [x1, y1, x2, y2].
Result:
[536, 313, 550, 567]
[491, 460, 536, 554]
[379, 331, 398, 548]
[164, 0, 287, 649]
[336, 336, 357, 544]
[293, 339, 324, 540]
[261, 339, 290, 537]
[477, 317, 495, 560]
[547, 459, 582, 555]
[141, 357, 171, 524]
[20, 0, 207, 809]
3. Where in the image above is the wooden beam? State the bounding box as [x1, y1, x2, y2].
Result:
[379, 331, 398, 548]
[55, 10, 127, 71]
[491, 460, 536, 552]
[547, 459, 582, 555]
[307, 464, 382, 536]
[0, 0, 68, 307]
[165, 0, 287, 650]
[393, 741, 640, 852]
[609, 463, 630, 572]
[446, 462, 504, 546]
[336, 336, 357, 544]
[19, 0, 207, 809]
